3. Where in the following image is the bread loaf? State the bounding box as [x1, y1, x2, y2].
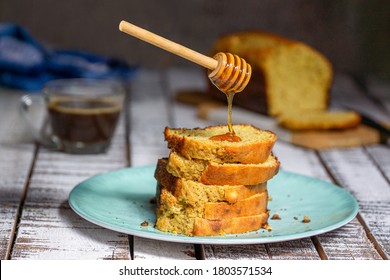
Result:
[208, 31, 333, 117]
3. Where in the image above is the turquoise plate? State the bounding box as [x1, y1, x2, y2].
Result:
[69, 165, 359, 245]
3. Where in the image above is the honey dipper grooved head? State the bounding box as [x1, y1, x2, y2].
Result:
[208, 52, 252, 94]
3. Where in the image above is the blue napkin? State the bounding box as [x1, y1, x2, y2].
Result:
[0, 23, 137, 91]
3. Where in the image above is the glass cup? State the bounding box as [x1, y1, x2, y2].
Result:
[21, 79, 126, 154]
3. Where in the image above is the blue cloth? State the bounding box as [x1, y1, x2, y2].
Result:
[0, 23, 137, 91]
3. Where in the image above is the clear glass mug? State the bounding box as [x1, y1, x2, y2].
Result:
[20, 79, 126, 154]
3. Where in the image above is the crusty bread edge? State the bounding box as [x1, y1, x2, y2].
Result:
[193, 212, 269, 236]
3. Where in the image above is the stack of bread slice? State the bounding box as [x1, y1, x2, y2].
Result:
[154, 124, 279, 236]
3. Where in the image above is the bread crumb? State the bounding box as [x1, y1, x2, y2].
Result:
[293, 216, 298, 220]
[264, 223, 272, 231]
[271, 213, 281, 220]
[302, 216, 311, 223]
[141, 221, 149, 226]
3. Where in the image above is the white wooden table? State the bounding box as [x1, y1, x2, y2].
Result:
[1, 68, 389, 260]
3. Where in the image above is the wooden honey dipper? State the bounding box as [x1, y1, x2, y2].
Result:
[119, 20, 252, 94]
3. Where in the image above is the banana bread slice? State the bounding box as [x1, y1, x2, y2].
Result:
[277, 110, 361, 130]
[156, 188, 269, 236]
[166, 151, 280, 185]
[193, 213, 269, 236]
[164, 124, 277, 164]
[155, 158, 267, 204]
[156, 208, 269, 236]
[157, 185, 268, 220]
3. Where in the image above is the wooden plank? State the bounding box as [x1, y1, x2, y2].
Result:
[203, 244, 269, 260]
[365, 145, 390, 182]
[273, 142, 331, 182]
[319, 147, 390, 259]
[129, 69, 196, 259]
[319, 148, 390, 202]
[0, 90, 37, 260]
[0, 203, 18, 260]
[359, 144, 390, 259]
[12, 207, 130, 260]
[133, 237, 195, 260]
[331, 74, 390, 125]
[364, 77, 390, 117]
[129, 69, 170, 167]
[11, 115, 132, 259]
[266, 239, 321, 260]
[202, 239, 320, 260]
[202, 235, 319, 260]
[316, 216, 382, 260]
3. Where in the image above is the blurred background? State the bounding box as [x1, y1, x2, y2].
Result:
[0, 0, 389, 81]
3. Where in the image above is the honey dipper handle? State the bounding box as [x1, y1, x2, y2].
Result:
[119, 20, 218, 70]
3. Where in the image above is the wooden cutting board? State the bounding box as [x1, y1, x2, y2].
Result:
[176, 90, 380, 149]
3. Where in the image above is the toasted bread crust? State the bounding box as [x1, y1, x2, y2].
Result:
[155, 211, 269, 236]
[167, 151, 280, 185]
[204, 192, 268, 220]
[193, 213, 269, 236]
[202, 160, 278, 185]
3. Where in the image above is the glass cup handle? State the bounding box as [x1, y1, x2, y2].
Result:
[20, 94, 55, 148]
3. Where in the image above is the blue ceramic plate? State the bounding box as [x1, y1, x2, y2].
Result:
[69, 165, 359, 245]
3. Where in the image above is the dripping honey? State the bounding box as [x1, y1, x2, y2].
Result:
[209, 73, 243, 142]
[208, 54, 252, 142]
[208, 92, 241, 142]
